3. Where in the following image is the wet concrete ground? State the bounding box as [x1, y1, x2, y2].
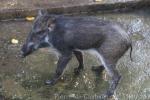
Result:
[0, 9, 150, 100]
[1, 0, 150, 20]
[0, 0, 141, 10]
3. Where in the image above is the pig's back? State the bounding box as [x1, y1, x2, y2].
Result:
[53, 16, 128, 49]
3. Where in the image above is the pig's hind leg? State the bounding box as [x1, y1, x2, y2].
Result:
[96, 36, 129, 97]
[95, 49, 121, 98]
[73, 50, 84, 75]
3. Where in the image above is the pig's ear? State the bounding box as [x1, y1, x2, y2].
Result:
[38, 9, 48, 16]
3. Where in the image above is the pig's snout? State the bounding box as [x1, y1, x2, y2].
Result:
[20, 44, 29, 58]
[21, 43, 35, 58]
[20, 51, 25, 58]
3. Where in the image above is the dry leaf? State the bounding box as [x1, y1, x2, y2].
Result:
[11, 39, 19, 44]
[95, 0, 102, 2]
[26, 17, 35, 21]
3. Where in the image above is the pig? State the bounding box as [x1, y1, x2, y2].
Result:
[21, 10, 132, 98]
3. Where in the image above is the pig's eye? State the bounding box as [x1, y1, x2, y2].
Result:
[36, 30, 45, 35]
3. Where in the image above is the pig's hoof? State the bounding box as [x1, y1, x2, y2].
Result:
[74, 68, 83, 75]
[45, 80, 55, 86]
[105, 90, 114, 98]
[91, 65, 105, 74]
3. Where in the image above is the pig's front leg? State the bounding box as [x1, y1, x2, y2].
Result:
[45, 53, 72, 85]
